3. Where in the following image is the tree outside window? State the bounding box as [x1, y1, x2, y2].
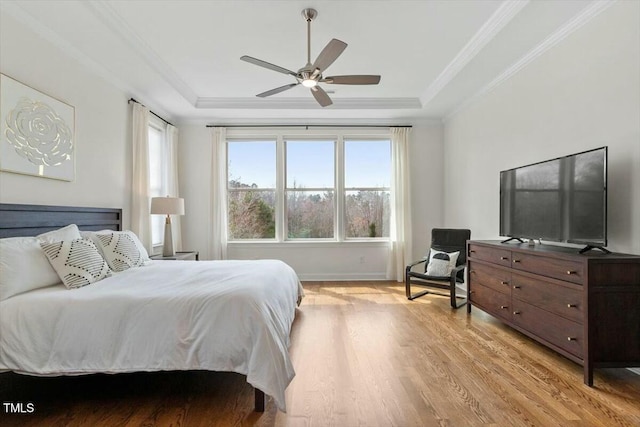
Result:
[226, 133, 390, 242]
[227, 140, 276, 239]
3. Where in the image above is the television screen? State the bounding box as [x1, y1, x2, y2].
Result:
[500, 147, 607, 246]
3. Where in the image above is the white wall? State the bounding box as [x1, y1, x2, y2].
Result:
[177, 120, 444, 280]
[0, 12, 130, 226]
[410, 121, 444, 259]
[443, 1, 640, 255]
[177, 124, 212, 258]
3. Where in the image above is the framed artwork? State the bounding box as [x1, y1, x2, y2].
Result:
[0, 73, 75, 181]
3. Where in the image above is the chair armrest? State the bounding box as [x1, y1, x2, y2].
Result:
[451, 264, 466, 275]
[406, 259, 427, 273]
[408, 259, 428, 268]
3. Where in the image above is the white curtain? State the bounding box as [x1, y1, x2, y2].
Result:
[166, 124, 182, 251]
[209, 127, 228, 260]
[130, 103, 152, 253]
[387, 127, 413, 282]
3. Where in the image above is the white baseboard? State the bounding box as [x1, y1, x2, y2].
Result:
[297, 272, 389, 281]
[629, 368, 640, 375]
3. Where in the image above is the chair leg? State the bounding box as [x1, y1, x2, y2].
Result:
[406, 268, 431, 300]
[408, 288, 431, 300]
[405, 267, 411, 299]
[450, 275, 467, 309]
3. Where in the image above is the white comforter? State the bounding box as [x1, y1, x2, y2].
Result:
[0, 259, 303, 411]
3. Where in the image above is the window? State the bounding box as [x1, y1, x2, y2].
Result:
[286, 140, 335, 239]
[148, 120, 168, 246]
[227, 140, 276, 239]
[344, 140, 390, 238]
[226, 129, 391, 242]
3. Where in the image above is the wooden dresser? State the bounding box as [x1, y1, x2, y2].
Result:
[466, 240, 640, 385]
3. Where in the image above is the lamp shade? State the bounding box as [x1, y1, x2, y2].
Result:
[150, 197, 185, 215]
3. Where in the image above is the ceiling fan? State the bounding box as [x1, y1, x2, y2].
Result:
[240, 8, 381, 107]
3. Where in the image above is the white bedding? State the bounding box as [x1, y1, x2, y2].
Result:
[0, 259, 303, 411]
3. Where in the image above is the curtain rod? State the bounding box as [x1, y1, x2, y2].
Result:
[205, 124, 412, 129]
[128, 98, 174, 127]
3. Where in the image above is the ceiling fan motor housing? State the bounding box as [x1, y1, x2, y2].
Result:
[302, 8, 317, 21]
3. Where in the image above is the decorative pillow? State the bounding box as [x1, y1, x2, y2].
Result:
[37, 224, 81, 243]
[40, 238, 111, 289]
[82, 230, 150, 264]
[94, 231, 145, 272]
[0, 224, 83, 300]
[426, 249, 460, 277]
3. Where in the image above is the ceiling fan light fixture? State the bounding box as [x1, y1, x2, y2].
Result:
[301, 79, 317, 88]
[240, 8, 381, 107]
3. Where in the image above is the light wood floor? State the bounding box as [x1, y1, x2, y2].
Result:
[2, 281, 639, 426]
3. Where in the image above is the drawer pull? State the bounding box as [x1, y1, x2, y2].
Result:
[567, 303, 577, 308]
[513, 311, 521, 315]
[500, 256, 509, 260]
[567, 270, 577, 275]
[500, 305, 508, 309]
[500, 281, 509, 285]
[469, 250, 476, 253]
[513, 285, 521, 289]
[513, 259, 521, 263]
[567, 337, 577, 341]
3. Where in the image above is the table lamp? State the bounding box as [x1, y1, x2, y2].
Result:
[150, 196, 185, 257]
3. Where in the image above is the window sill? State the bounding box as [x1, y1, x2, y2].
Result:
[227, 240, 390, 249]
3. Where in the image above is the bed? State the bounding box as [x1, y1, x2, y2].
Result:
[0, 203, 303, 412]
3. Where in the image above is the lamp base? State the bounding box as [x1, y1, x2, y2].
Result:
[162, 217, 174, 257]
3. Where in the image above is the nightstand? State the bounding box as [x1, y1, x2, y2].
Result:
[150, 251, 199, 261]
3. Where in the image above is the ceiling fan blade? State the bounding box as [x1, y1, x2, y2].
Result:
[311, 39, 347, 73]
[240, 55, 297, 77]
[310, 86, 332, 107]
[322, 75, 381, 85]
[256, 83, 300, 98]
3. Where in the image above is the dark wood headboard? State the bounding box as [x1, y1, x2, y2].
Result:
[0, 203, 122, 238]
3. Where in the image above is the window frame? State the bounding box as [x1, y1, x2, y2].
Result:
[225, 128, 391, 244]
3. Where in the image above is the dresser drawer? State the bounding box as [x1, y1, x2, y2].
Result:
[470, 283, 512, 322]
[512, 299, 583, 358]
[511, 253, 584, 284]
[511, 273, 583, 323]
[468, 261, 511, 294]
[468, 244, 511, 267]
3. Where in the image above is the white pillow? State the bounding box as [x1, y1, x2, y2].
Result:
[37, 224, 82, 243]
[0, 224, 83, 300]
[93, 231, 145, 272]
[426, 249, 460, 277]
[40, 238, 111, 289]
[81, 230, 150, 263]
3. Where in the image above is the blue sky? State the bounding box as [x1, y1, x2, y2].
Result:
[228, 140, 390, 189]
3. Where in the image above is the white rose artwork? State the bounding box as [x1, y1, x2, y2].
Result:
[1, 74, 75, 181]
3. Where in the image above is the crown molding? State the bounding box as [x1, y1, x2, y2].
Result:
[419, 0, 530, 107]
[445, 0, 617, 121]
[195, 97, 422, 110]
[177, 116, 441, 127]
[83, 0, 199, 105]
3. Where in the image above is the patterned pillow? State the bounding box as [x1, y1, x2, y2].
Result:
[40, 239, 111, 289]
[95, 232, 145, 272]
[81, 230, 151, 263]
[426, 249, 460, 277]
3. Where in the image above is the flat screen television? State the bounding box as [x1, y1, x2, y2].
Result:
[500, 147, 608, 253]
